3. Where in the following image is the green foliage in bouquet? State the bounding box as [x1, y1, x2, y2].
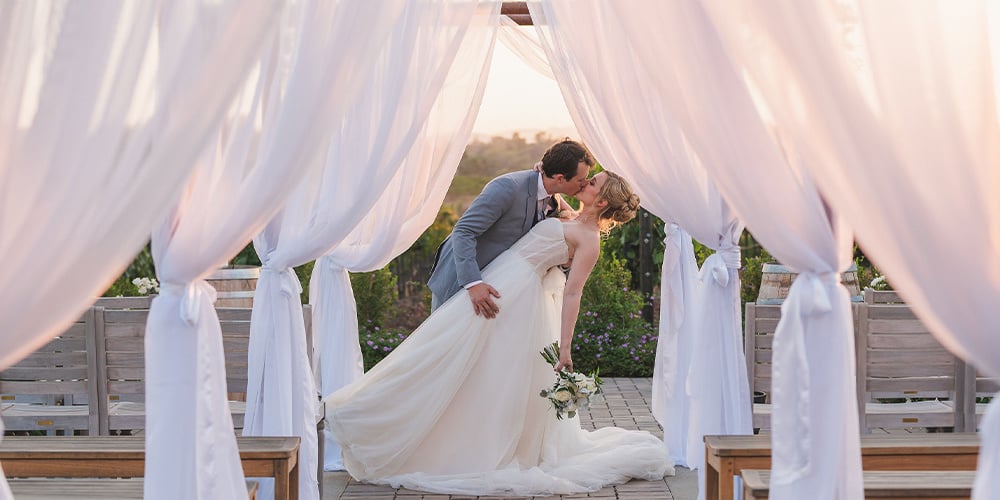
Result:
[539, 342, 604, 420]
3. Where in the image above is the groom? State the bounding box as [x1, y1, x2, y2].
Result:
[428, 138, 594, 317]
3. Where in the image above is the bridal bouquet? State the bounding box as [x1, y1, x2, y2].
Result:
[539, 342, 603, 420]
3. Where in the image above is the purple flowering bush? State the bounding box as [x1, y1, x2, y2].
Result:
[359, 322, 410, 370]
[572, 253, 657, 377]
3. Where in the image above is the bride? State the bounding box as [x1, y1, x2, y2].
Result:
[325, 171, 674, 496]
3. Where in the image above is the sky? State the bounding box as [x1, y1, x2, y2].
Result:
[470, 38, 578, 140]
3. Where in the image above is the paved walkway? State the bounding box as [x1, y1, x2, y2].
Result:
[322, 377, 698, 500]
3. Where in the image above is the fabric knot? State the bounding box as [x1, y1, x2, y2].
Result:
[717, 243, 741, 270]
[159, 280, 217, 326]
[770, 269, 842, 485]
[700, 253, 731, 287]
[792, 271, 839, 316]
[318, 255, 345, 273]
[261, 265, 303, 298]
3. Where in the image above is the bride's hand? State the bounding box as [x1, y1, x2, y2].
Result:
[555, 349, 573, 373]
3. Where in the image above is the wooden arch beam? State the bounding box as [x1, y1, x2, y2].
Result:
[501, 1, 533, 25]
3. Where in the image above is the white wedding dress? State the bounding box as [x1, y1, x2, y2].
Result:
[325, 218, 673, 496]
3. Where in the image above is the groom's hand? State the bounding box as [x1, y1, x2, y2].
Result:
[467, 283, 501, 319]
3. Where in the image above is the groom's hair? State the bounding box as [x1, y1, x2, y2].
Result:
[540, 139, 594, 179]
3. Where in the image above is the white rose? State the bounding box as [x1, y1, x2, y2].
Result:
[554, 390, 573, 402]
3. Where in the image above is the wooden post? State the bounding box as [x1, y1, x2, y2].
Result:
[639, 208, 654, 323]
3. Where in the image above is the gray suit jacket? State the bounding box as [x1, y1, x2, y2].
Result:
[428, 169, 541, 305]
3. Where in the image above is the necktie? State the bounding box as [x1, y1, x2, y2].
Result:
[537, 196, 552, 222]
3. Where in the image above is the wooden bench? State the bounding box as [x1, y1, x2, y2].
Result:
[0, 309, 100, 435]
[93, 296, 154, 310]
[6, 478, 259, 499]
[855, 301, 964, 432]
[94, 305, 319, 435]
[703, 433, 980, 500]
[0, 435, 294, 499]
[93, 305, 325, 496]
[741, 469, 974, 499]
[743, 302, 781, 432]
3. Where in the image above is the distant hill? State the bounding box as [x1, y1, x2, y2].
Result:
[445, 131, 574, 210]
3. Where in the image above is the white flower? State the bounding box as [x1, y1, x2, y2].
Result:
[132, 277, 160, 296]
[554, 390, 573, 402]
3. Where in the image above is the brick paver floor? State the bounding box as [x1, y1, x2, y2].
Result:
[322, 377, 697, 500]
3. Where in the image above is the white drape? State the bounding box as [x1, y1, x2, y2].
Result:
[145, 1, 405, 497]
[310, 6, 498, 470]
[609, 2, 862, 497]
[702, 1, 999, 497]
[497, 16, 554, 79]
[528, 0, 751, 470]
[651, 224, 699, 467]
[244, 2, 500, 496]
[0, 1, 278, 497]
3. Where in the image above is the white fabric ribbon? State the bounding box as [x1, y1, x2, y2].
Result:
[312, 257, 364, 471]
[657, 223, 686, 400]
[159, 281, 218, 326]
[652, 223, 699, 468]
[771, 271, 837, 485]
[699, 242, 740, 288]
[261, 265, 303, 298]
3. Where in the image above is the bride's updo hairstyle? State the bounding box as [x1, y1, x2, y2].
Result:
[596, 171, 640, 234]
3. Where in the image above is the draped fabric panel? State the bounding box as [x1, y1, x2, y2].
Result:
[606, 2, 862, 497]
[497, 16, 554, 79]
[700, 1, 1000, 497]
[244, 1, 501, 494]
[144, 1, 408, 497]
[0, 1, 279, 496]
[650, 225, 698, 467]
[528, 0, 751, 469]
[310, 7, 497, 469]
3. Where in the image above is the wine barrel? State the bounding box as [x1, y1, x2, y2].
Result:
[756, 263, 861, 305]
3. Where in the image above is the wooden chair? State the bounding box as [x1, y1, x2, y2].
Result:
[855, 302, 964, 432]
[743, 302, 781, 432]
[0, 309, 100, 435]
[862, 288, 905, 305]
[955, 362, 1000, 432]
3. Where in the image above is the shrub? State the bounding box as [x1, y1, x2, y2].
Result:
[740, 249, 773, 306]
[350, 266, 398, 330]
[601, 209, 665, 293]
[359, 326, 410, 371]
[101, 242, 156, 296]
[572, 251, 658, 377]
